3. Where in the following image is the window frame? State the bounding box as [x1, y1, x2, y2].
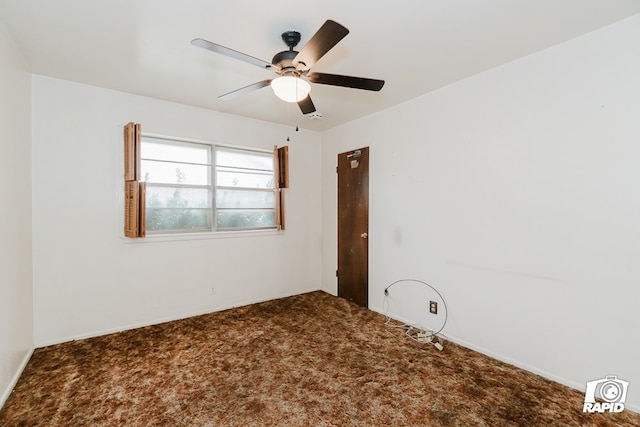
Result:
[139, 133, 278, 236]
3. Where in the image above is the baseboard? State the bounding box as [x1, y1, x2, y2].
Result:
[36, 287, 321, 348]
[369, 305, 582, 388]
[0, 347, 34, 411]
[437, 334, 639, 414]
[369, 305, 639, 414]
[320, 286, 337, 297]
[444, 335, 583, 389]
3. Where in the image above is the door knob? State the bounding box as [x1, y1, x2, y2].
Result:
[361, 232, 368, 239]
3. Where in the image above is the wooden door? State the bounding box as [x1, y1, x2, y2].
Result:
[337, 147, 369, 307]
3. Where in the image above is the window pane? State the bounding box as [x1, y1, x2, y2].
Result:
[139, 136, 278, 234]
[217, 168, 274, 189]
[216, 147, 272, 170]
[142, 139, 210, 164]
[146, 208, 211, 232]
[146, 187, 211, 209]
[141, 160, 210, 185]
[216, 209, 276, 229]
[216, 189, 274, 209]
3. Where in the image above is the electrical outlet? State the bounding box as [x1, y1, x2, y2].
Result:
[429, 300, 438, 315]
[210, 287, 216, 296]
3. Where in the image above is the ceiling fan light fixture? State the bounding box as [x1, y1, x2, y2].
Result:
[271, 76, 311, 103]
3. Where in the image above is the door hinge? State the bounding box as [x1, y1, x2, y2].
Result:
[336, 166, 338, 173]
[336, 269, 338, 277]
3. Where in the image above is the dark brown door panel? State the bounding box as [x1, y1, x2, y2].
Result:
[337, 147, 369, 307]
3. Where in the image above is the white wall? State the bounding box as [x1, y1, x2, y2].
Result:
[321, 15, 640, 410]
[0, 22, 33, 407]
[32, 76, 322, 346]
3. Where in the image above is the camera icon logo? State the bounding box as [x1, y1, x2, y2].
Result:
[583, 375, 629, 413]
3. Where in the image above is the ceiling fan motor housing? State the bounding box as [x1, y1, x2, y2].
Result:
[272, 49, 300, 73]
[272, 31, 303, 74]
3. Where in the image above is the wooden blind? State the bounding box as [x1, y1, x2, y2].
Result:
[274, 145, 289, 231]
[124, 122, 145, 237]
[277, 145, 289, 189]
[124, 122, 141, 181]
[138, 182, 146, 237]
[276, 190, 285, 231]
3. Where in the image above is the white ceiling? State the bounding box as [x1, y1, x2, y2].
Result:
[1, 0, 639, 131]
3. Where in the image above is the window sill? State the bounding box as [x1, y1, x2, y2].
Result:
[122, 229, 282, 244]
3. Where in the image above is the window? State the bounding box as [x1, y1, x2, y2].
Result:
[215, 146, 276, 230]
[140, 136, 277, 234]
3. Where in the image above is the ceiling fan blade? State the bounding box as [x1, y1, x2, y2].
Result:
[307, 72, 385, 91]
[293, 20, 349, 71]
[219, 80, 272, 101]
[298, 95, 316, 114]
[191, 38, 276, 70]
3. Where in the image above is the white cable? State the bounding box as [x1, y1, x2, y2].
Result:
[382, 279, 449, 350]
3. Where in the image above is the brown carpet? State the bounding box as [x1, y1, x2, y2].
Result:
[1, 291, 638, 426]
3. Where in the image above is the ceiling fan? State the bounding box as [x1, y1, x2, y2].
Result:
[191, 19, 385, 115]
